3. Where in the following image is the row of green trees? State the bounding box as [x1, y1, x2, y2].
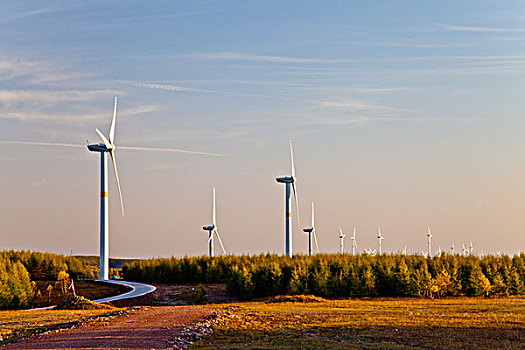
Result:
[0, 255, 34, 309]
[123, 253, 525, 299]
[2, 250, 96, 280]
[0, 250, 96, 309]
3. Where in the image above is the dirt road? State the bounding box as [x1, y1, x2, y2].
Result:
[3, 305, 216, 350]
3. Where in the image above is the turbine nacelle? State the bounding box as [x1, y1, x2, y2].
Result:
[303, 227, 314, 233]
[276, 176, 294, 183]
[87, 143, 112, 153]
[203, 225, 216, 231]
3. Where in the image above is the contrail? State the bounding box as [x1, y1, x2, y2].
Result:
[0, 141, 225, 156]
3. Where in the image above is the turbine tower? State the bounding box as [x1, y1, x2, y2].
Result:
[351, 227, 357, 255]
[303, 202, 319, 256]
[202, 187, 226, 257]
[427, 226, 432, 258]
[377, 227, 384, 255]
[87, 97, 124, 280]
[276, 140, 300, 257]
[338, 228, 346, 254]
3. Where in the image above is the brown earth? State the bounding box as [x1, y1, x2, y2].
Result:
[2, 305, 217, 350]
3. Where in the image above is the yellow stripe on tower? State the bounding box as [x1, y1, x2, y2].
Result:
[286, 212, 292, 217]
[101, 191, 108, 197]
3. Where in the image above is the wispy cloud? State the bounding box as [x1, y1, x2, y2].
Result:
[190, 52, 348, 64]
[0, 89, 116, 107]
[125, 82, 203, 93]
[318, 100, 409, 112]
[436, 23, 525, 33]
[0, 104, 160, 123]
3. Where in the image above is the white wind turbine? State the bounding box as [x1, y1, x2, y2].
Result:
[303, 202, 319, 256]
[351, 227, 357, 255]
[338, 228, 346, 255]
[202, 187, 226, 257]
[377, 227, 384, 255]
[4, 98, 224, 280]
[87, 97, 124, 280]
[450, 242, 455, 255]
[427, 226, 432, 258]
[276, 140, 300, 258]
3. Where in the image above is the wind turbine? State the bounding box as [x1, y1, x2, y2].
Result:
[276, 140, 300, 258]
[202, 187, 226, 257]
[87, 97, 124, 280]
[303, 202, 319, 256]
[338, 228, 346, 254]
[469, 241, 474, 255]
[377, 227, 384, 255]
[427, 226, 432, 258]
[450, 242, 455, 255]
[351, 227, 357, 255]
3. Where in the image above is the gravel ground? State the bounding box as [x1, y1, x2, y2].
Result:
[2, 305, 218, 350]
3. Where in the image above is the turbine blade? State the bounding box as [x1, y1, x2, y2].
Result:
[212, 187, 216, 226]
[117, 146, 225, 157]
[0, 141, 84, 148]
[109, 97, 117, 145]
[109, 151, 124, 216]
[313, 231, 320, 254]
[208, 233, 213, 243]
[289, 140, 295, 178]
[215, 228, 226, 255]
[353, 227, 356, 239]
[292, 182, 300, 233]
[339, 227, 343, 235]
[96, 128, 111, 148]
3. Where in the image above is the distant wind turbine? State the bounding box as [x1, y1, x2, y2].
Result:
[276, 140, 300, 258]
[303, 202, 319, 256]
[202, 187, 226, 257]
[450, 242, 455, 255]
[427, 226, 432, 258]
[377, 227, 384, 255]
[338, 228, 346, 255]
[87, 97, 124, 280]
[351, 227, 357, 255]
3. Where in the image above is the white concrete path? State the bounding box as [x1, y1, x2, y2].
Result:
[93, 280, 156, 303]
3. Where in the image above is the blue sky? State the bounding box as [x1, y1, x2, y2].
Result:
[1, 1, 524, 258]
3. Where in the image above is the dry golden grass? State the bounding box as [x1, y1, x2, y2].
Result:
[196, 297, 525, 349]
[0, 306, 123, 344]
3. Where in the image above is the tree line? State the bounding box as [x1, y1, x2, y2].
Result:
[0, 250, 96, 309]
[123, 253, 525, 299]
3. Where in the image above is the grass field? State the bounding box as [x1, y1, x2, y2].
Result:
[0, 307, 124, 345]
[195, 296, 525, 349]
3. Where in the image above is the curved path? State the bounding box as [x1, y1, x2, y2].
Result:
[93, 280, 156, 303]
